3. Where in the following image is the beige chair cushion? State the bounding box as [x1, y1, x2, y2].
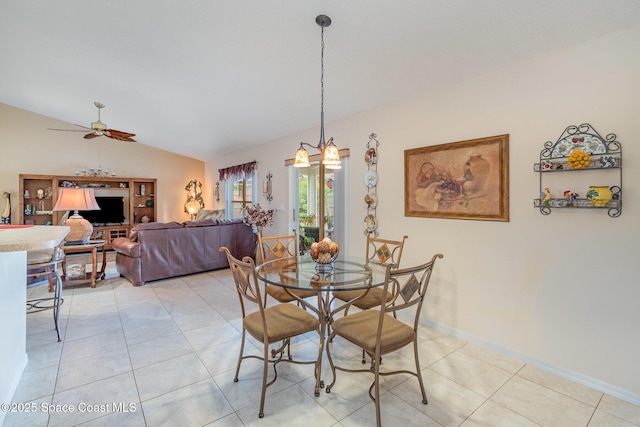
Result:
[266, 284, 318, 303]
[331, 310, 415, 355]
[27, 249, 55, 264]
[244, 303, 319, 344]
[334, 288, 392, 310]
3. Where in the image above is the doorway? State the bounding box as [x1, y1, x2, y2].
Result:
[290, 159, 347, 254]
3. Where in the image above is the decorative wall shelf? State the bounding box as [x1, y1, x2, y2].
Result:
[533, 123, 622, 218]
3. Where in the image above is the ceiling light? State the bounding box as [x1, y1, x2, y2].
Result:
[293, 15, 341, 170]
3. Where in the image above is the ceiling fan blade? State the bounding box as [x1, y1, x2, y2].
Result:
[106, 129, 137, 142]
[47, 128, 90, 132]
[83, 132, 100, 139]
[107, 128, 135, 137]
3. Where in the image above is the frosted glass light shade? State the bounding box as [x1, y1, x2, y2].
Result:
[294, 144, 310, 168]
[322, 140, 341, 170]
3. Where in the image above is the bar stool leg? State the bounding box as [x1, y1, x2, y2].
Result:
[50, 263, 62, 342]
[27, 257, 64, 342]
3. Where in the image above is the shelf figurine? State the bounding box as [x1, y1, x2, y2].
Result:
[1, 191, 10, 224]
[541, 188, 552, 207]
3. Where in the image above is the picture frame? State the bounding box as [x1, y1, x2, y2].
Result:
[404, 134, 509, 221]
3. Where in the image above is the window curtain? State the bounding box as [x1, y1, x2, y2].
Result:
[218, 161, 257, 181]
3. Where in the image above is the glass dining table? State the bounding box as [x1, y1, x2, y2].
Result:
[256, 254, 389, 396]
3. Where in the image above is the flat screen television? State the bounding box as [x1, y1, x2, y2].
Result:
[79, 196, 126, 225]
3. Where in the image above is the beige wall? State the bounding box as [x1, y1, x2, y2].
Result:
[0, 104, 205, 224]
[210, 25, 640, 403]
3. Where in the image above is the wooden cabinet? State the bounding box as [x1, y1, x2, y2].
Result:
[132, 180, 156, 224]
[19, 174, 157, 248]
[19, 174, 56, 226]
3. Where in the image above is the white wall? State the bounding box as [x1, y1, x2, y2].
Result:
[210, 25, 640, 403]
[0, 251, 28, 427]
[0, 104, 206, 224]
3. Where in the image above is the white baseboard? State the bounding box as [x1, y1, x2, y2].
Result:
[421, 318, 640, 407]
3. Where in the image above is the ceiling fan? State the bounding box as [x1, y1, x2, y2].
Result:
[48, 102, 136, 142]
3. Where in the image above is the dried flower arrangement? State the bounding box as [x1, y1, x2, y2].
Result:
[242, 204, 274, 230]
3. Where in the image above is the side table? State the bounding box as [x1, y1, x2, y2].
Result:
[62, 240, 107, 288]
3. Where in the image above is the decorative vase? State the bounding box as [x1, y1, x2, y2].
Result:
[254, 226, 263, 263]
[587, 186, 613, 206]
[141, 214, 150, 223]
[461, 154, 490, 196]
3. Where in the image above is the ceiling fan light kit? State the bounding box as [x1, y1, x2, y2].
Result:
[293, 14, 342, 170]
[90, 102, 107, 136]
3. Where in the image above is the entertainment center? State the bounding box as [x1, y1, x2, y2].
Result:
[19, 174, 157, 249]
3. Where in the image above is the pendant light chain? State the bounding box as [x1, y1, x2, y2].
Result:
[319, 24, 325, 147]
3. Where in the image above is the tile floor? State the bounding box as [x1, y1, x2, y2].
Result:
[5, 264, 640, 427]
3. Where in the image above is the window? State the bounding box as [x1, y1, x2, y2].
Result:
[227, 177, 254, 219]
[218, 161, 258, 219]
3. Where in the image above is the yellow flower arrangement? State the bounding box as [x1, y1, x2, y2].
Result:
[566, 151, 591, 169]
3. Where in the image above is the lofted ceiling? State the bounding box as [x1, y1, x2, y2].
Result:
[2, 1, 640, 159]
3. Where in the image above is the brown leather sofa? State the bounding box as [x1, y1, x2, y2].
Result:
[111, 218, 256, 286]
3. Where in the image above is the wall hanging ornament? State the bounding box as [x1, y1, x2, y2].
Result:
[263, 171, 273, 203]
[364, 133, 380, 236]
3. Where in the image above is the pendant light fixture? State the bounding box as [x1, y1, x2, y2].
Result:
[293, 15, 342, 170]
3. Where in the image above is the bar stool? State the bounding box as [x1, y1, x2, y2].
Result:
[26, 246, 65, 342]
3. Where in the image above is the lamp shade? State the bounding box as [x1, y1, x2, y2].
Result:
[52, 187, 100, 212]
[294, 144, 311, 168]
[52, 187, 100, 244]
[322, 139, 342, 170]
[184, 200, 201, 221]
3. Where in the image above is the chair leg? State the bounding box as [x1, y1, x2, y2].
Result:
[234, 329, 247, 382]
[325, 331, 338, 393]
[47, 267, 55, 292]
[373, 352, 382, 427]
[413, 340, 428, 404]
[259, 343, 269, 418]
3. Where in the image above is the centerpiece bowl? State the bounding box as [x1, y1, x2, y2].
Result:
[310, 238, 339, 272]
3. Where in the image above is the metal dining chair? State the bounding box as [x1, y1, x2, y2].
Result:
[334, 233, 407, 312]
[326, 253, 443, 427]
[333, 233, 407, 362]
[219, 247, 322, 419]
[258, 230, 317, 306]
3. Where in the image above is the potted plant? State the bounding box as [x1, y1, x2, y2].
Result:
[299, 213, 316, 227]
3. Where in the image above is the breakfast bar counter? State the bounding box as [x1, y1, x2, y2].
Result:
[0, 225, 69, 424]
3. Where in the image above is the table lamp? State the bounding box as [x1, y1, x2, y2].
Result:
[185, 200, 200, 220]
[52, 187, 100, 244]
